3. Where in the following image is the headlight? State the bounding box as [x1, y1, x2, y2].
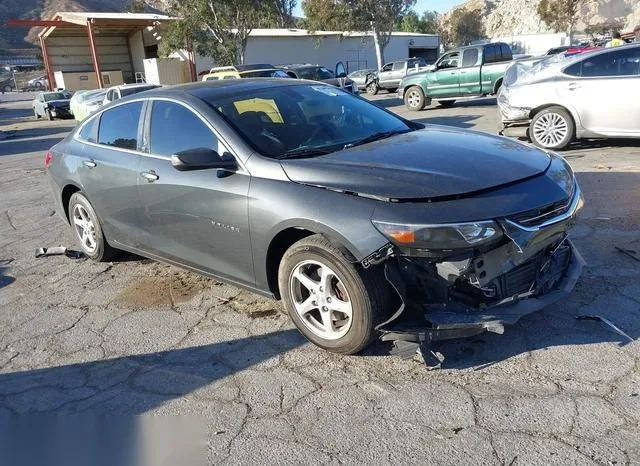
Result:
[372, 220, 503, 250]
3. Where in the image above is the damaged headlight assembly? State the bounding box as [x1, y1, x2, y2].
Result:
[372, 220, 503, 251]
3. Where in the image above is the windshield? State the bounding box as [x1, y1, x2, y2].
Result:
[44, 92, 68, 101]
[242, 69, 290, 78]
[298, 67, 334, 80]
[120, 85, 158, 96]
[207, 83, 412, 159]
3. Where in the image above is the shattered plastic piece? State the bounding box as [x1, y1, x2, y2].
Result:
[416, 345, 445, 370]
[0, 258, 14, 266]
[615, 246, 640, 263]
[35, 246, 85, 259]
[389, 340, 420, 358]
[577, 315, 634, 343]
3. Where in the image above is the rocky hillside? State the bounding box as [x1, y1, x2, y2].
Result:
[0, 0, 170, 49]
[443, 0, 640, 37]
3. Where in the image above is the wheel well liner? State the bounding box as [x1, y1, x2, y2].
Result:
[61, 184, 81, 223]
[493, 78, 503, 94]
[266, 227, 316, 298]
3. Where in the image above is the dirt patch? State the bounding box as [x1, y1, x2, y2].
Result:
[229, 291, 281, 318]
[114, 272, 214, 308]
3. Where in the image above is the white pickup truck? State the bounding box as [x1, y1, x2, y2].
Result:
[365, 57, 430, 95]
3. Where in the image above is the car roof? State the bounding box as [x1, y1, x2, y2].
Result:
[281, 64, 323, 70]
[111, 83, 159, 90]
[126, 78, 310, 101]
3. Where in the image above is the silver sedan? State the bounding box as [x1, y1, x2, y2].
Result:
[498, 44, 640, 149]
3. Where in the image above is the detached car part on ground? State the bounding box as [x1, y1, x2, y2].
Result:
[47, 79, 584, 355]
[398, 42, 515, 111]
[499, 44, 640, 150]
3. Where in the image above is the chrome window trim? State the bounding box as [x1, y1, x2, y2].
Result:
[73, 96, 247, 173]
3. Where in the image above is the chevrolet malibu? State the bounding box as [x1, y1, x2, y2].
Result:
[46, 80, 584, 354]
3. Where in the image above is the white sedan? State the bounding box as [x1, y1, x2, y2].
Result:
[499, 44, 640, 149]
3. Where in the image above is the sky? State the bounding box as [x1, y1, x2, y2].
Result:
[293, 0, 464, 17]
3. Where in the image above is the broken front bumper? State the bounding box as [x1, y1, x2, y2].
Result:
[378, 240, 584, 343]
[376, 185, 585, 343]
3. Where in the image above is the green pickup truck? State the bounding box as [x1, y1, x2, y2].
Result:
[398, 42, 514, 111]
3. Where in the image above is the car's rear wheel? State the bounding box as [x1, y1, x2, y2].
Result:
[68, 192, 115, 261]
[530, 106, 574, 150]
[404, 86, 426, 111]
[366, 82, 378, 95]
[46, 109, 54, 121]
[438, 100, 456, 108]
[278, 234, 389, 354]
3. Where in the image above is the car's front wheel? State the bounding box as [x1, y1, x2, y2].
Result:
[404, 86, 426, 111]
[278, 234, 388, 354]
[530, 106, 574, 150]
[46, 109, 54, 121]
[68, 192, 115, 261]
[366, 82, 378, 95]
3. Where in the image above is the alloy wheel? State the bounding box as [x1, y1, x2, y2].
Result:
[532, 112, 568, 148]
[406, 90, 421, 109]
[72, 204, 97, 253]
[289, 259, 353, 340]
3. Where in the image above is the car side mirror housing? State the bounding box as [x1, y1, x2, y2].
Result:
[427, 64, 437, 72]
[171, 148, 237, 172]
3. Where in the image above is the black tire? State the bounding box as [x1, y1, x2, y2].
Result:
[404, 86, 426, 111]
[366, 82, 378, 95]
[46, 109, 54, 121]
[529, 106, 575, 150]
[68, 192, 115, 261]
[278, 234, 389, 354]
[438, 100, 456, 108]
[388, 87, 398, 94]
[493, 79, 503, 95]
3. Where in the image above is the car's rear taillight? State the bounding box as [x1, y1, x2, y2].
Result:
[44, 150, 53, 168]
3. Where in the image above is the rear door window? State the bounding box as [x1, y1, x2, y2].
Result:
[500, 44, 513, 61]
[484, 45, 496, 64]
[392, 62, 405, 71]
[149, 100, 218, 156]
[78, 115, 99, 143]
[462, 48, 479, 67]
[97, 101, 143, 151]
[566, 48, 640, 77]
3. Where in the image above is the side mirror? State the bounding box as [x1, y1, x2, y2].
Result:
[335, 61, 347, 78]
[171, 148, 237, 172]
[426, 64, 437, 72]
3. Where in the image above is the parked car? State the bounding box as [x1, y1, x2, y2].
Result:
[46, 79, 584, 354]
[347, 68, 376, 91]
[32, 91, 72, 120]
[0, 77, 14, 93]
[546, 46, 572, 56]
[103, 83, 160, 105]
[499, 44, 640, 150]
[364, 58, 428, 95]
[28, 76, 49, 88]
[201, 64, 290, 81]
[398, 42, 514, 110]
[73, 90, 108, 122]
[281, 63, 359, 93]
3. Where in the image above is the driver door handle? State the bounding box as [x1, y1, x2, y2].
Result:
[568, 83, 581, 91]
[140, 171, 159, 182]
[82, 159, 96, 168]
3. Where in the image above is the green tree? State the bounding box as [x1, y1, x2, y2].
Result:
[441, 8, 485, 47]
[303, 0, 416, 69]
[125, 0, 146, 13]
[398, 10, 438, 33]
[163, 0, 278, 65]
[537, 0, 589, 41]
[273, 0, 298, 27]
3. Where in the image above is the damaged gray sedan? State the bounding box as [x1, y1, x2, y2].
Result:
[46, 79, 584, 355]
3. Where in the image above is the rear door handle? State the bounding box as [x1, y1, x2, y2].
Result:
[82, 159, 96, 168]
[140, 171, 159, 182]
[568, 83, 581, 91]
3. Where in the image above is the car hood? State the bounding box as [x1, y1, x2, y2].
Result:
[280, 126, 552, 201]
[47, 99, 70, 106]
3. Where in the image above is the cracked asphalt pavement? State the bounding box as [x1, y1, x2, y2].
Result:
[1, 92, 640, 464]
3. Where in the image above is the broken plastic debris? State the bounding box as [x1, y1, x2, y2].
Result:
[35, 246, 85, 259]
[577, 315, 634, 343]
[615, 246, 640, 263]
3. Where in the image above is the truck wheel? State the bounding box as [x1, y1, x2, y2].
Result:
[46, 109, 54, 121]
[404, 86, 426, 111]
[366, 82, 378, 95]
[278, 234, 389, 355]
[530, 106, 574, 150]
[438, 100, 456, 108]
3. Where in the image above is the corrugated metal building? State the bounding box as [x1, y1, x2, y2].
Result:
[192, 29, 441, 74]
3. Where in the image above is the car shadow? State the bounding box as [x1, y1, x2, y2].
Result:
[0, 329, 308, 414]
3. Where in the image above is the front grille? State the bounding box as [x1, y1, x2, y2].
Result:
[499, 260, 539, 296]
[509, 196, 572, 227]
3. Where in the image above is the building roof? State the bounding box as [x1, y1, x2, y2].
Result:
[248, 28, 438, 38]
[53, 12, 175, 24]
